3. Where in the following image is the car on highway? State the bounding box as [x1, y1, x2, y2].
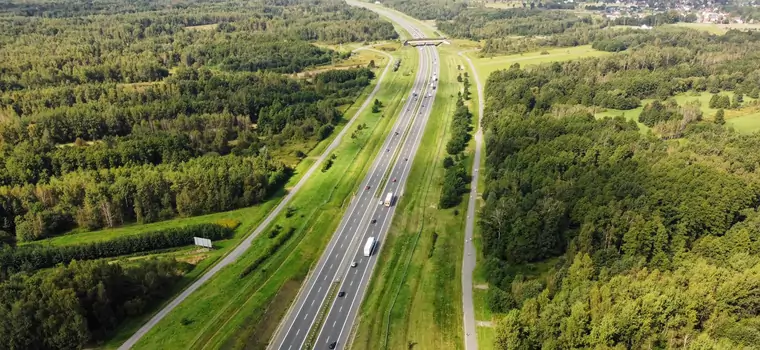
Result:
[351, 261, 357, 268]
[378, 199, 383, 205]
[371, 219, 377, 224]
[338, 291, 346, 297]
[365, 185, 370, 190]
[386, 148, 389, 152]
[329, 342, 337, 349]
[404, 157, 408, 161]
[392, 178, 397, 182]
[395, 131, 398, 135]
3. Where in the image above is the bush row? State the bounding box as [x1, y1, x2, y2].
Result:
[0, 223, 234, 279]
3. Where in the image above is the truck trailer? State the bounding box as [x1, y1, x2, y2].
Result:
[384, 192, 393, 207]
[364, 237, 376, 257]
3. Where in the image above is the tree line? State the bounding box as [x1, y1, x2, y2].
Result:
[439, 84, 473, 209]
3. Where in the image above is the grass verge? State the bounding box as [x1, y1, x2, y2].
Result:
[122, 45, 419, 350]
[351, 46, 466, 350]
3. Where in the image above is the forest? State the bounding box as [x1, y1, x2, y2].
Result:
[481, 25, 760, 348]
[435, 7, 701, 56]
[0, 259, 192, 349]
[0, 0, 395, 244]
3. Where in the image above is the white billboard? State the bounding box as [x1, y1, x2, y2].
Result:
[193, 237, 213, 248]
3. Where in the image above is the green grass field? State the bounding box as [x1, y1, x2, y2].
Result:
[352, 46, 467, 350]
[462, 45, 611, 85]
[120, 46, 420, 350]
[595, 91, 760, 133]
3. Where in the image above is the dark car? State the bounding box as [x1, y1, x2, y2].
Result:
[404, 158, 408, 161]
[371, 219, 377, 224]
[392, 178, 397, 182]
[329, 342, 337, 349]
[338, 291, 346, 297]
[365, 185, 370, 190]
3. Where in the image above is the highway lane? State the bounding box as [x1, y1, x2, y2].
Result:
[314, 45, 439, 350]
[269, 40, 433, 350]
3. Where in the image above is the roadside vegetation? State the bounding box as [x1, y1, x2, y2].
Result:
[128, 46, 419, 350]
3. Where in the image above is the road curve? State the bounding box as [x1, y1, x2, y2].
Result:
[459, 50, 484, 350]
[118, 46, 396, 350]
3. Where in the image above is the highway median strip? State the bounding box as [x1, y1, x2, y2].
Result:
[303, 281, 341, 350]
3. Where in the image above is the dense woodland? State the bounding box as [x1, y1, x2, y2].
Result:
[0, 259, 191, 349]
[0, 0, 396, 244]
[481, 25, 760, 348]
[435, 7, 702, 55]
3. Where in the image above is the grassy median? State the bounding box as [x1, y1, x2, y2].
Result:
[124, 46, 419, 350]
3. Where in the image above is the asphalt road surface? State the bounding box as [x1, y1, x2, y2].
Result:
[118, 47, 396, 350]
[269, 6, 440, 350]
[459, 49, 485, 350]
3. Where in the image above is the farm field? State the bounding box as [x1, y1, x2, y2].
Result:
[124, 46, 420, 350]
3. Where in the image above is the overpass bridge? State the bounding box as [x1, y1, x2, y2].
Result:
[403, 37, 449, 46]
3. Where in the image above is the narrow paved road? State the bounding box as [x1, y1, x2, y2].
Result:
[118, 46, 396, 350]
[459, 49, 484, 350]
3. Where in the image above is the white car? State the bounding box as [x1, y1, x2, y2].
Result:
[351, 261, 357, 268]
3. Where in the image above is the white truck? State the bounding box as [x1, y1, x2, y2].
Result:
[364, 237, 376, 257]
[384, 192, 393, 207]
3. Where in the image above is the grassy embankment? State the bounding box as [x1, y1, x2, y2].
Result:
[121, 45, 420, 350]
[352, 44, 468, 350]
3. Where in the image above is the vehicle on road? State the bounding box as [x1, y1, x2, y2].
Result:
[329, 342, 337, 349]
[365, 185, 370, 190]
[395, 131, 399, 135]
[386, 148, 389, 152]
[338, 291, 346, 297]
[404, 157, 408, 161]
[384, 192, 393, 207]
[371, 219, 377, 224]
[392, 178, 397, 182]
[378, 199, 383, 205]
[351, 261, 357, 268]
[364, 237, 376, 257]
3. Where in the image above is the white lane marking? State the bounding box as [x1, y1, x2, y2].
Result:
[324, 275, 327, 281]
[329, 263, 333, 269]
[333, 320, 337, 328]
[318, 287, 322, 293]
[303, 314, 308, 320]
[340, 243, 344, 249]
[350, 280, 354, 286]
[311, 300, 315, 306]
[339, 306, 343, 312]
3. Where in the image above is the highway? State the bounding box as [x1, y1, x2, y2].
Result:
[269, 5, 439, 350]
